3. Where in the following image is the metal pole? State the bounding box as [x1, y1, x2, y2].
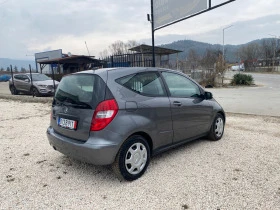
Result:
[51, 64, 56, 96]
[85, 41, 91, 56]
[222, 25, 233, 62]
[29, 64, 34, 97]
[151, 0, 155, 67]
[10, 65, 14, 87]
[223, 29, 225, 61]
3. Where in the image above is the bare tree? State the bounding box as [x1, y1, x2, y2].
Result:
[187, 49, 200, 70]
[107, 40, 140, 55]
[99, 49, 109, 59]
[260, 39, 276, 67]
[239, 43, 261, 71]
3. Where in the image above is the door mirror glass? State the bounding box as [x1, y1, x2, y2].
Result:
[205, 91, 213, 100]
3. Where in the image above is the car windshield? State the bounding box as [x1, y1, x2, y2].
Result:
[32, 74, 51, 81]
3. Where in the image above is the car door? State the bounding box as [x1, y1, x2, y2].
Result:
[161, 71, 212, 143]
[20, 74, 31, 92]
[13, 75, 24, 91]
[114, 71, 173, 149]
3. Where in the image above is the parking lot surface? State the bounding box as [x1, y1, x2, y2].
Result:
[211, 72, 280, 116]
[0, 99, 279, 209]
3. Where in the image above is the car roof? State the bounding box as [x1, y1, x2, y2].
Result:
[75, 67, 181, 75]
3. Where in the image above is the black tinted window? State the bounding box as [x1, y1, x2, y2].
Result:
[55, 74, 107, 109]
[116, 72, 166, 97]
[14, 75, 22, 80]
[162, 72, 201, 98]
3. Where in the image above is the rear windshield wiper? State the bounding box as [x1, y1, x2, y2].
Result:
[55, 96, 92, 109]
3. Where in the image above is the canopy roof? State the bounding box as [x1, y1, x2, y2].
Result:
[129, 44, 182, 55]
[37, 55, 103, 65]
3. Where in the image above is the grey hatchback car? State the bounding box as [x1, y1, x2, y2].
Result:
[47, 67, 225, 181]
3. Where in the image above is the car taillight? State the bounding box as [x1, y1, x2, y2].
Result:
[90, 99, 118, 131]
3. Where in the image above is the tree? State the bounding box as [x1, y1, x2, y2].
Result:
[21, 67, 27, 72]
[239, 43, 261, 71]
[0, 67, 4, 71]
[6, 67, 10, 72]
[187, 49, 200, 70]
[260, 39, 276, 67]
[201, 48, 221, 70]
[106, 40, 140, 55]
[14, 66, 18, 72]
[99, 49, 109, 59]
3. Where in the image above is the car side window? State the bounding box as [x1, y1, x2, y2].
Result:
[161, 72, 201, 98]
[21, 75, 29, 81]
[14, 75, 22, 80]
[116, 72, 167, 97]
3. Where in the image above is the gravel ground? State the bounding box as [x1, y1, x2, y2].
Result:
[0, 99, 280, 210]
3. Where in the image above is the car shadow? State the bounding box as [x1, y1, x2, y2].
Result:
[51, 138, 212, 183]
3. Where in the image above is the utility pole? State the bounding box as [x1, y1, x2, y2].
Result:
[223, 25, 233, 62]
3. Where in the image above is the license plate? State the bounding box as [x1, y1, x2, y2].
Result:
[58, 118, 77, 130]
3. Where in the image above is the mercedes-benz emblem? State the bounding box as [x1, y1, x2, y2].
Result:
[62, 106, 69, 113]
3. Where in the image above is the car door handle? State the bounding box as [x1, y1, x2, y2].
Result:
[173, 101, 182, 106]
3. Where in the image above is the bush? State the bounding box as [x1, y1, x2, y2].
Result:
[231, 73, 254, 85]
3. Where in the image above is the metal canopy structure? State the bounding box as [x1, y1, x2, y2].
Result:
[37, 55, 105, 73]
[129, 44, 182, 55]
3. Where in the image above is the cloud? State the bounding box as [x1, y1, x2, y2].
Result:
[0, 0, 279, 59]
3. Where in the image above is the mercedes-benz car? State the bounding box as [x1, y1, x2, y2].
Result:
[47, 67, 225, 181]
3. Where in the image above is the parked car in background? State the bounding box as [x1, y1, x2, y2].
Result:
[231, 63, 245, 71]
[0, 74, 11, 82]
[9, 73, 59, 96]
[47, 67, 225, 181]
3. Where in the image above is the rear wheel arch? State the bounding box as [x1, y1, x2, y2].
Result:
[112, 134, 151, 181]
[127, 132, 153, 156]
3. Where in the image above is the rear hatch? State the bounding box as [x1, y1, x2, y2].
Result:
[51, 73, 108, 142]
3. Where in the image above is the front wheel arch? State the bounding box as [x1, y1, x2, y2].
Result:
[208, 113, 225, 141]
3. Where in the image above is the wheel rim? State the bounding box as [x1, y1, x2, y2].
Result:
[215, 118, 224, 137]
[125, 142, 147, 175]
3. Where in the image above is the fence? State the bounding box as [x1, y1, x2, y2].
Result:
[102, 53, 153, 68]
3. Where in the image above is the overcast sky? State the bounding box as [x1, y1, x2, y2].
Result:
[0, 0, 280, 59]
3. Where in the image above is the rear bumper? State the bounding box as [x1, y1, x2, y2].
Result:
[46, 127, 119, 165]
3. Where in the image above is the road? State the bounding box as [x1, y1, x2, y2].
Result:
[211, 72, 280, 116]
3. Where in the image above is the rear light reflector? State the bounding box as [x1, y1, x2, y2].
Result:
[90, 99, 118, 131]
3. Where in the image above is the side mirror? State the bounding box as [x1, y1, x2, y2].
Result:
[24, 79, 30, 83]
[205, 91, 213, 100]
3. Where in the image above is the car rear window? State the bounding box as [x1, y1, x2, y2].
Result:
[54, 74, 109, 109]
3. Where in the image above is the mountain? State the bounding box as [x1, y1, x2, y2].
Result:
[0, 58, 36, 71]
[160, 38, 274, 63]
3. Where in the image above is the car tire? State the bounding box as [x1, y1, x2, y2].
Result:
[10, 85, 18, 95]
[208, 113, 225, 141]
[32, 87, 40, 97]
[112, 135, 150, 181]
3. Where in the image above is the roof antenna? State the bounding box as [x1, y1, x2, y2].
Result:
[85, 41, 91, 56]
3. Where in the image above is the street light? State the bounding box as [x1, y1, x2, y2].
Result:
[223, 25, 233, 61]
